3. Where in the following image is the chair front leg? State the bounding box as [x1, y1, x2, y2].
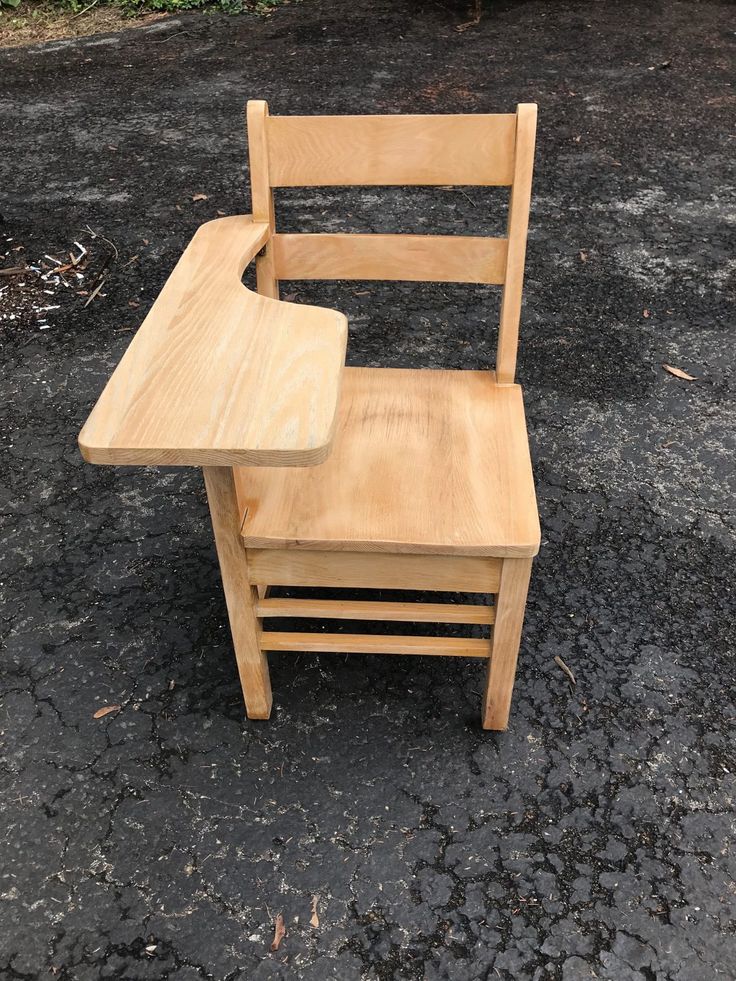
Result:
[482, 556, 533, 730]
[203, 466, 272, 719]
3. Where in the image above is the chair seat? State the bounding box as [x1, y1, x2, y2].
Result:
[236, 366, 540, 557]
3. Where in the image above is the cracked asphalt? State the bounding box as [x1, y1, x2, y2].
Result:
[1, 0, 735, 978]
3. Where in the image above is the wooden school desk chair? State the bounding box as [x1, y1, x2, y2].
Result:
[79, 101, 540, 730]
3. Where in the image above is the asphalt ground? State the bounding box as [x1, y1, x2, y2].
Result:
[1, 1, 735, 978]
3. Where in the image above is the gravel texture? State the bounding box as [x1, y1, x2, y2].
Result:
[1, 1, 735, 978]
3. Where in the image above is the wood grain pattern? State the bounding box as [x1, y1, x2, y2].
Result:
[80, 102, 540, 731]
[265, 112, 516, 187]
[483, 557, 533, 730]
[272, 233, 507, 284]
[260, 632, 491, 657]
[237, 367, 540, 556]
[256, 597, 495, 624]
[203, 466, 272, 719]
[496, 103, 538, 384]
[78, 216, 347, 467]
[245, 548, 502, 592]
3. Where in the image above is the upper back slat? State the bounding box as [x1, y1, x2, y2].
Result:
[266, 113, 517, 187]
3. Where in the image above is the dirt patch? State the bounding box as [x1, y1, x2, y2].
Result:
[0, 2, 170, 48]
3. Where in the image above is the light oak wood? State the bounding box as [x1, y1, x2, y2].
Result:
[497, 104, 537, 385]
[266, 112, 517, 187]
[483, 557, 533, 730]
[80, 102, 540, 730]
[245, 548, 501, 592]
[78, 216, 347, 467]
[247, 101, 279, 299]
[237, 367, 540, 556]
[203, 466, 272, 719]
[260, 632, 491, 657]
[256, 597, 495, 624]
[272, 233, 507, 284]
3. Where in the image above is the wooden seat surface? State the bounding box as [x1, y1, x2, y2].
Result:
[236, 366, 540, 557]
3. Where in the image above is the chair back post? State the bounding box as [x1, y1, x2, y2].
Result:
[495, 103, 537, 385]
[246, 100, 279, 299]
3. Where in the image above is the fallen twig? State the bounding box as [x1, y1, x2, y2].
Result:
[84, 226, 119, 260]
[154, 30, 195, 43]
[86, 249, 115, 293]
[554, 656, 576, 686]
[84, 278, 106, 308]
[72, 0, 99, 18]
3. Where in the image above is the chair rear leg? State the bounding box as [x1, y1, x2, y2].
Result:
[482, 557, 533, 730]
[203, 466, 272, 719]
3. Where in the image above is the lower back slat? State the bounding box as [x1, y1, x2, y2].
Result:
[272, 233, 507, 284]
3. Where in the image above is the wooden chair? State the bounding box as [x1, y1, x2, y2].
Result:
[79, 100, 540, 730]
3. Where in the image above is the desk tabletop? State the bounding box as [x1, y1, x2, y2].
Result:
[78, 217, 348, 467]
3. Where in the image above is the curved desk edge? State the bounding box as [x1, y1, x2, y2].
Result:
[78, 216, 348, 468]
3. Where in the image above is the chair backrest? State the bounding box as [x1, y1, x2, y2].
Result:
[246, 100, 537, 385]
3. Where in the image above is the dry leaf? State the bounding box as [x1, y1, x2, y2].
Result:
[554, 656, 576, 686]
[663, 364, 697, 381]
[192, 193, 209, 202]
[310, 895, 319, 929]
[270, 913, 286, 951]
[93, 704, 121, 719]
